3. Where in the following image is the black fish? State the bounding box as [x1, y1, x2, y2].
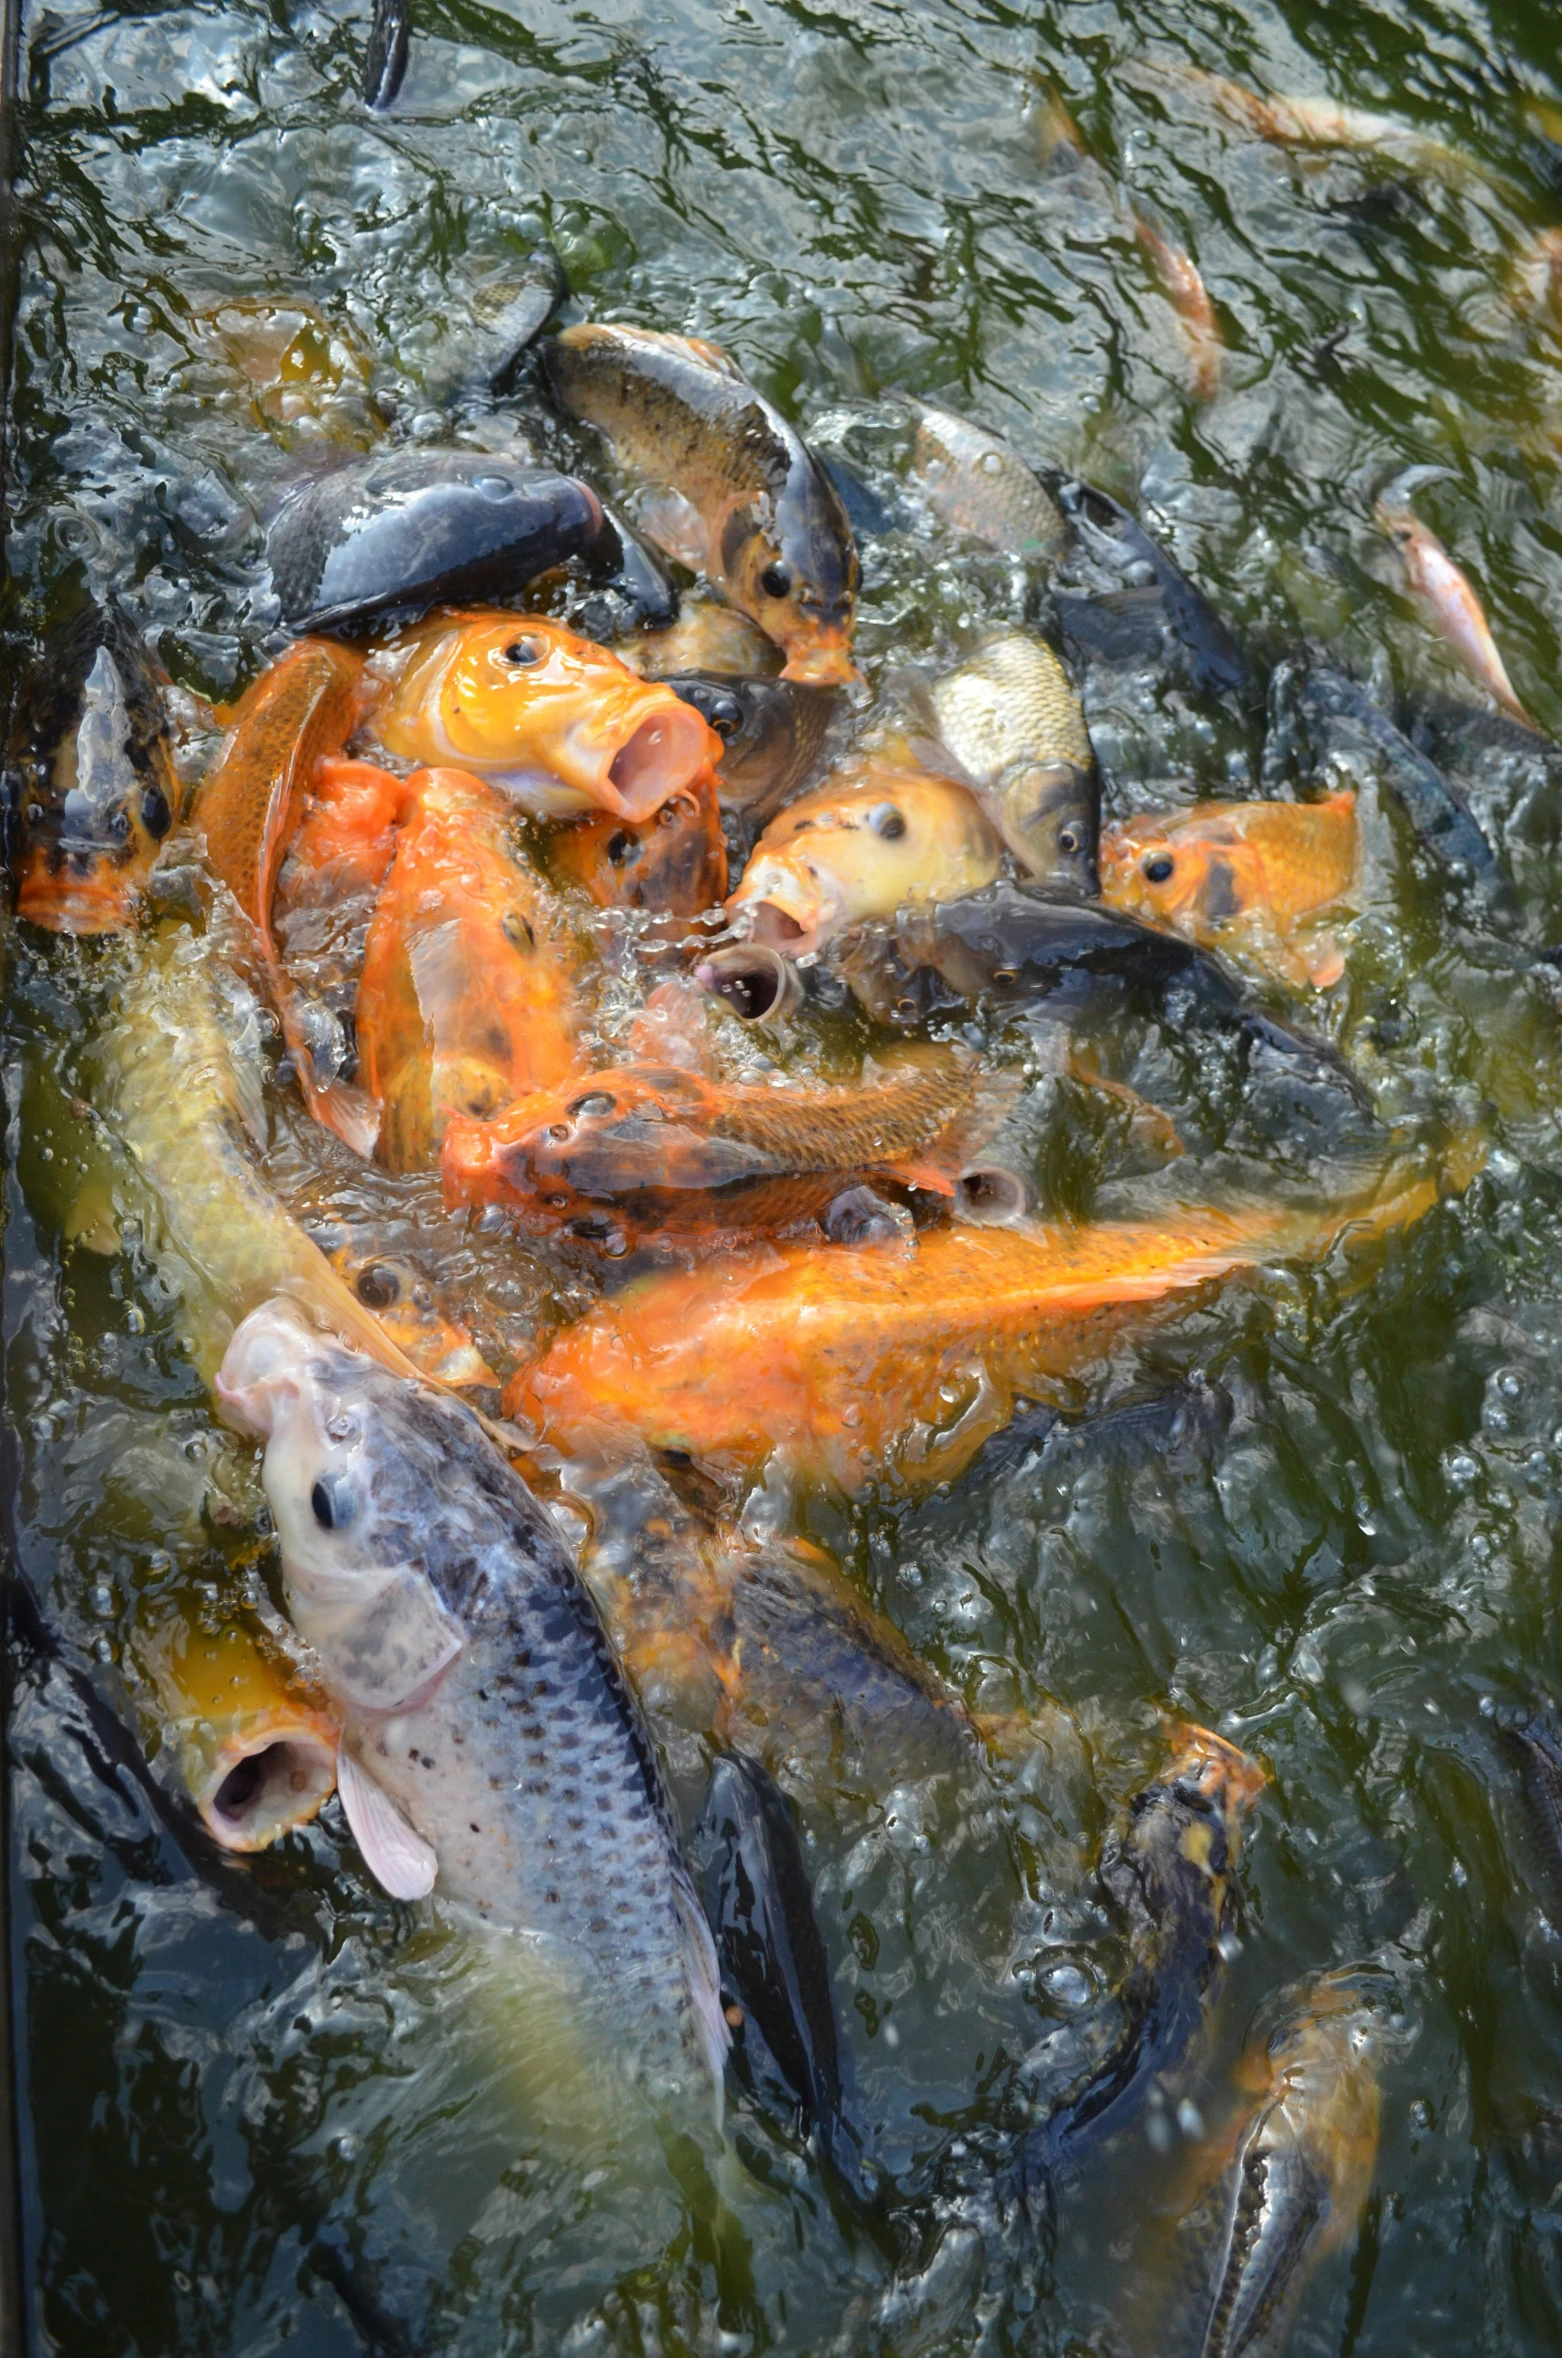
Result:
[265, 449, 604, 632]
[1492, 1703, 1562, 1908]
[566, 503, 680, 640]
[1053, 480, 1251, 702]
[1265, 657, 1494, 878]
[665, 672, 835, 816]
[972, 1376, 1233, 1485]
[695, 1753, 870, 2195]
[360, 0, 409, 108]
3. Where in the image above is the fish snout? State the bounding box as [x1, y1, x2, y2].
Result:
[602, 693, 723, 821]
[216, 1301, 320, 1434]
[779, 639, 863, 688]
[693, 942, 800, 1022]
[1163, 1719, 1268, 1823]
[200, 1720, 341, 1852]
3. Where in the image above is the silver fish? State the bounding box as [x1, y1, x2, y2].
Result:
[217, 1301, 727, 2115]
[925, 630, 1099, 890]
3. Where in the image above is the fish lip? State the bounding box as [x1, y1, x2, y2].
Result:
[15, 868, 141, 933]
[780, 643, 862, 688]
[198, 1724, 340, 1851]
[693, 943, 799, 1022]
[734, 897, 819, 957]
[601, 702, 718, 821]
[954, 1162, 1033, 1225]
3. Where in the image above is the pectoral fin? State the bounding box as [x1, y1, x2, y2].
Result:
[337, 1744, 438, 1900]
[305, 1566, 466, 1713]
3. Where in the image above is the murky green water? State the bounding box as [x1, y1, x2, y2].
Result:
[11, 0, 1562, 2348]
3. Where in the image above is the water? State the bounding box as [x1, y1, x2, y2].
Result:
[9, 0, 1562, 2346]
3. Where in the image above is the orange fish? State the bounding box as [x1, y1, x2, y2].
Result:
[139, 1614, 340, 1853]
[544, 770, 728, 915]
[442, 1049, 1018, 1250]
[1374, 473, 1535, 728]
[313, 1227, 497, 1388]
[1133, 207, 1222, 400]
[504, 1164, 1448, 1493]
[196, 638, 378, 1152]
[369, 609, 722, 821]
[357, 764, 582, 1172]
[1099, 793, 1358, 989]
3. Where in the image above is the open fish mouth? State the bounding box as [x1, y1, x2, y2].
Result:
[195, 1718, 341, 1852]
[600, 701, 717, 820]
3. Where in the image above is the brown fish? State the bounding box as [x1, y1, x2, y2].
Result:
[1374, 469, 1535, 728]
[544, 324, 861, 685]
[442, 1048, 1019, 1249]
[544, 771, 728, 915]
[1132, 206, 1223, 400]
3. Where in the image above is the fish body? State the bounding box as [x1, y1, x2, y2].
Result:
[545, 771, 728, 915]
[907, 402, 1068, 563]
[1160, 63, 1480, 182]
[8, 600, 180, 933]
[1132, 208, 1222, 399]
[544, 324, 860, 684]
[356, 765, 581, 1172]
[266, 450, 604, 633]
[1172, 1974, 1385, 2358]
[1491, 1703, 1562, 1909]
[1022, 1725, 1264, 2210]
[370, 609, 721, 821]
[1054, 481, 1250, 701]
[139, 1613, 340, 1852]
[217, 1301, 726, 2112]
[1374, 483, 1534, 728]
[442, 1049, 1017, 1248]
[926, 631, 1099, 889]
[620, 596, 782, 681]
[192, 298, 380, 442]
[1265, 657, 1493, 875]
[1100, 794, 1358, 988]
[727, 758, 1003, 957]
[407, 246, 566, 399]
[664, 674, 836, 816]
[504, 1195, 1388, 1493]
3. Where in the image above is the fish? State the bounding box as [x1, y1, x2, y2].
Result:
[361, 0, 409, 107]
[311, 1228, 497, 1389]
[216, 1298, 728, 2114]
[369, 609, 723, 821]
[406, 245, 568, 401]
[725, 757, 1003, 958]
[7, 599, 181, 934]
[1149, 62, 1484, 184]
[138, 1613, 341, 1853]
[543, 323, 861, 684]
[1099, 794, 1359, 989]
[906, 401, 1069, 564]
[503, 1172, 1445, 1494]
[1131, 206, 1223, 400]
[663, 674, 836, 816]
[356, 764, 583, 1172]
[1053, 480, 1250, 702]
[441, 1048, 1020, 1249]
[619, 595, 783, 681]
[544, 771, 728, 916]
[1019, 1723, 1265, 2216]
[563, 504, 682, 641]
[1263, 656, 1495, 878]
[195, 636, 379, 1153]
[94, 920, 428, 1386]
[1490, 1703, 1562, 1909]
[1163, 1972, 1386, 2358]
[1374, 469, 1535, 729]
[924, 630, 1099, 890]
[265, 450, 604, 634]
[191, 298, 381, 442]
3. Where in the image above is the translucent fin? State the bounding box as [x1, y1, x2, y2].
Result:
[337, 1744, 438, 1899]
[673, 1865, 730, 2109]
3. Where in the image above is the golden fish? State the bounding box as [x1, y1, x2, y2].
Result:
[544, 323, 861, 685]
[544, 771, 728, 915]
[369, 607, 721, 820]
[442, 1048, 1017, 1249]
[504, 1164, 1449, 1494]
[357, 764, 582, 1172]
[138, 1612, 340, 1852]
[1099, 793, 1358, 989]
[1374, 472, 1535, 728]
[10, 601, 182, 935]
[190, 297, 380, 443]
[925, 631, 1098, 889]
[907, 401, 1068, 563]
[726, 756, 1002, 957]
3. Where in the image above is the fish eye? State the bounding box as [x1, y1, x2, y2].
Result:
[867, 803, 907, 840]
[1143, 854, 1175, 884]
[502, 635, 547, 667]
[684, 685, 743, 738]
[605, 830, 639, 865]
[310, 1471, 357, 1530]
[1058, 827, 1080, 854]
[759, 562, 792, 600]
[568, 1091, 617, 1117]
[354, 1262, 400, 1309]
[140, 784, 172, 839]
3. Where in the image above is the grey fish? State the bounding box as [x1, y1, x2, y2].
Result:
[907, 401, 1069, 564]
[1054, 479, 1251, 703]
[217, 1302, 727, 2114]
[266, 449, 604, 633]
[664, 672, 836, 814]
[1264, 656, 1494, 877]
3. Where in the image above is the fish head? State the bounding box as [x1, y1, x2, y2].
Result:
[13, 633, 178, 933]
[444, 1068, 719, 1224]
[721, 468, 862, 685]
[547, 770, 728, 913]
[666, 674, 834, 814]
[373, 611, 723, 820]
[727, 764, 1002, 956]
[1099, 810, 1240, 927]
[1160, 1720, 1267, 1869]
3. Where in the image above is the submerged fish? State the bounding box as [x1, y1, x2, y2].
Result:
[1099, 794, 1358, 989]
[370, 609, 721, 821]
[1132, 207, 1222, 400]
[925, 631, 1099, 890]
[504, 1175, 1441, 1494]
[1264, 656, 1494, 878]
[191, 297, 380, 442]
[726, 758, 1002, 958]
[1054, 480, 1250, 702]
[217, 1300, 727, 2112]
[1165, 1972, 1386, 2358]
[266, 450, 604, 634]
[907, 401, 1069, 563]
[544, 323, 860, 684]
[1150, 61, 1482, 182]
[442, 1049, 1018, 1249]
[139, 1613, 340, 1853]
[544, 772, 728, 915]
[1374, 470, 1535, 729]
[620, 595, 783, 681]
[1491, 1702, 1562, 1909]
[356, 765, 582, 1172]
[312, 1227, 496, 1389]
[1020, 1724, 1265, 2212]
[664, 674, 836, 816]
[8, 600, 181, 934]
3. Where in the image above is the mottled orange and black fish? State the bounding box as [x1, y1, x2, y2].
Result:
[1100, 793, 1358, 988]
[9, 600, 181, 933]
[544, 770, 728, 915]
